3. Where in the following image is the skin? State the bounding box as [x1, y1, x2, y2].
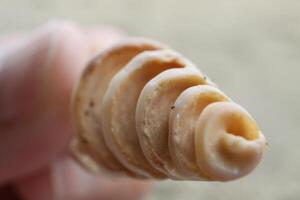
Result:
[0, 20, 150, 200]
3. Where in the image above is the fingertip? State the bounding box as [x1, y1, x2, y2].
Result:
[0, 19, 88, 122]
[0, 20, 128, 186]
[39, 20, 89, 116]
[0, 20, 89, 184]
[83, 26, 125, 55]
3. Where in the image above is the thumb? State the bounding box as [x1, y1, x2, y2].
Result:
[0, 21, 89, 184]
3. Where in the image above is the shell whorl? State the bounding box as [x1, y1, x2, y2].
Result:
[71, 38, 266, 181]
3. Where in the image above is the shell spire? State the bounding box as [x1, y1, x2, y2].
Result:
[71, 38, 266, 181]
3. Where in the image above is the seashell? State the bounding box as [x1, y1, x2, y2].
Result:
[71, 38, 266, 181]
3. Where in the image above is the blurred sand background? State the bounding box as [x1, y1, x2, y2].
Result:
[0, 0, 299, 199]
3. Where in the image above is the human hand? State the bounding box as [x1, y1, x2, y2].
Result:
[0, 20, 150, 200]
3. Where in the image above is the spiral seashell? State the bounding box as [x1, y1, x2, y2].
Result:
[71, 38, 266, 181]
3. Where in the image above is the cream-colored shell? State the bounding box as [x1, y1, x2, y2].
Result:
[71, 38, 266, 181]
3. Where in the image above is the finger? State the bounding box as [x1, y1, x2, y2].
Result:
[83, 26, 125, 55]
[0, 20, 89, 184]
[0, 184, 20, 200]
[16, 157, 151, 200]
[0, 35, 22, 49]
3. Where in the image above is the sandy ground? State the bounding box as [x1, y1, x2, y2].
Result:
[0, 0, 299, 199]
